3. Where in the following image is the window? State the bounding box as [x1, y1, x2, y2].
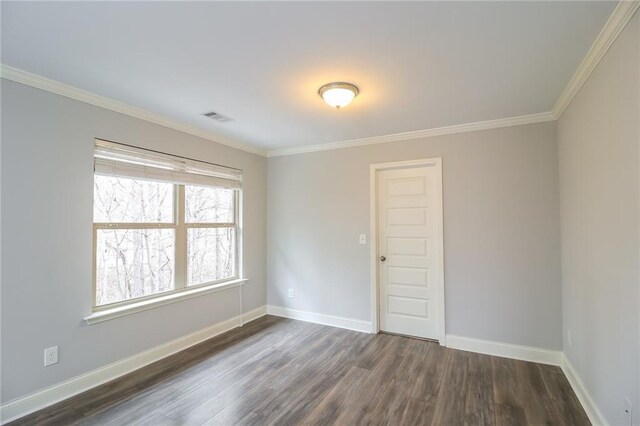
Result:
[92, 139, 241, 310]
[185, 186, 236, 286]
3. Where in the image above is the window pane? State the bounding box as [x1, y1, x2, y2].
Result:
[185, 186, 234, 223]
[187, 227, 235, 286]
[94, 175, 174, 223]
[96, 229, 175, 305]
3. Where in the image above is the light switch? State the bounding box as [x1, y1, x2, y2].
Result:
[359, 234, 367, 245]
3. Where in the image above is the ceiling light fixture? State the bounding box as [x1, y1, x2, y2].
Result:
[318, 82, 359, 109]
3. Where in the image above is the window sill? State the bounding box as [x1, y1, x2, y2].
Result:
[83, 278, 248, 325]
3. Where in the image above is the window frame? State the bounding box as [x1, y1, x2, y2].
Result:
[92, 181, 240, 312]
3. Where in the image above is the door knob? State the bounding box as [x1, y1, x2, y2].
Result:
[380, 256, 386, 262]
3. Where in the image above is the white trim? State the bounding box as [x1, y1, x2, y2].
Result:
[552, 0, 640, 118]
[266, 112, 556, 157]
[266, 305, 373, 333]
[2, 63, 554, 160]
[3, 0, 638, 161]
[84, 279, 249, 325]
[561, 354, 609, 426]
[369, 167, 379, 335]
[446, 334, 561, 366]
[369, 158, 446, 345]
[0, 305, 267, 425]
[0, 64, 266, 157]
[3, 1, 635, 158]
[1, 63, 554, 160]
[267, 305, 561, 369]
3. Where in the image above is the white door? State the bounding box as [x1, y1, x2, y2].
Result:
[377, 162, 443, 340]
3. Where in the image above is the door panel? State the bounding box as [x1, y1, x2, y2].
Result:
[387, 208, 427, 225]
[387, 237, 428, 256]
[388, 296, 429, 318]
[378, 164, 443, 340]
[387, 266, 429, 288]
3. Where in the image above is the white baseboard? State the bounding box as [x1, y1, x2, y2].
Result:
[561, 354, 608, 426]
[266, 305, 373, 333]
[445, 334, 561, 366]
[3, 308, 600, 426]
[0, 306, 267, 425]
[265, 307, 561, 367]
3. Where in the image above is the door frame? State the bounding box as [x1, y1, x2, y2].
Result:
[369, 158, 446, 346]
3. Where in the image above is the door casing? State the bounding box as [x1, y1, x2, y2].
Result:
[369, 158, 446, 345]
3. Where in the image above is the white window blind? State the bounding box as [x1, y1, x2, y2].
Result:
[94, 139, 242, 189]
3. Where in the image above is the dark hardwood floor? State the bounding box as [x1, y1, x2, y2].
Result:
[10, 315, 589, 426]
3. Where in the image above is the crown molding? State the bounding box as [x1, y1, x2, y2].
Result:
[7, 0, 636, 161]
[552, 0, 640, 118]
[0, 64, 267, 157]
[268, 0, 639, 158]
[266, 111, 556, 157]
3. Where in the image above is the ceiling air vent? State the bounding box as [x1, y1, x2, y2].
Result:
[202, 111, 234, 123]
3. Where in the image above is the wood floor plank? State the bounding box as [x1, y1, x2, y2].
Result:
[263, 371, 342, 425]
[393, 337, 431, 384]
[431, 349, 469, 425]
[333, 336, 407, 425]
[171, 351, 291, 424]
[263, 325, 347, 392]
[8, 316, 591, 426]
[464, 351, 496, 426]
[159, 326, 315, 420]
[492, 356, 527, 426]
[134, 412, 180, 426]
[537, 363, 591, 426]
[514, 359, 561, 426]
[356, 332, 396, 370]
[202, 325, 349, 425]
[267, 332, 374, 425]
[76, 384, 178, 425]
[399, 398, 429, 426]
[235, 331, 363, 425]
[79, 315, 293, 421]
[300, 366, 371, 425]
[401, 341, 449, 425]
[170, 321, 316, 423]
[152, 316, 296, 392]
[367, 378, 415, 425]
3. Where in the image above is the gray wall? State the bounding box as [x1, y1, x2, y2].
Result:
[0, 80, 267, 403]
[558, 11, 639, 426]
[267, 121, 562, 350]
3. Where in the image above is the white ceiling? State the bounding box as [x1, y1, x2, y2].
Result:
[1, 1, 616, 152]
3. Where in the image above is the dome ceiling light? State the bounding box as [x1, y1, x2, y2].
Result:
[318, 82, 359, 109]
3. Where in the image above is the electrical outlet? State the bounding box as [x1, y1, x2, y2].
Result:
[624, 396, 632, 425]
[359, 234, 367, 245]
[288, 289, 294, 298]
[44, 346, 58, 367]
[567, 329, 572, 347]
